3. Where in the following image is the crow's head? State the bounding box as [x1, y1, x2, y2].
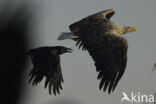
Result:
[53, 46, 72, 55]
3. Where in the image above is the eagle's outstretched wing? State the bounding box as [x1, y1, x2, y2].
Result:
[78, 28, 128, 94]
[28, 48, 63, 95]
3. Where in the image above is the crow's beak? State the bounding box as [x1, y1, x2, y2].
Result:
[66, 48, 72, 53]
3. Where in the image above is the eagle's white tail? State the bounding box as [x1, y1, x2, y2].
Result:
[57, 32, 77, 40]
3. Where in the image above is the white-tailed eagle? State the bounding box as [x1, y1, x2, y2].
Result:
[58, 9, 137, 94]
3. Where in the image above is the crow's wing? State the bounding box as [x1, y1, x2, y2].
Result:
[28, 49, 63, 95]
[78, 28, 128, 94]
[44, 56, 64, 95]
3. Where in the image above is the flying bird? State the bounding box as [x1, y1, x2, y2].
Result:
[58, 9, 137, 94]
[27, 46, 72, 95]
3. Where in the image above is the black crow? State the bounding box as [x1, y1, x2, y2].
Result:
[27, 46, 72, 95]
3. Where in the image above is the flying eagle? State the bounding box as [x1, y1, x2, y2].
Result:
[27, 46, 72, 95]
[58, 9, 137, 94]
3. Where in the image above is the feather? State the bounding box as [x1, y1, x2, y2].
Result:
[58, 32, 77, 40]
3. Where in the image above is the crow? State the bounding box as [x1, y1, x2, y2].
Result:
[27, 46, 72, 95]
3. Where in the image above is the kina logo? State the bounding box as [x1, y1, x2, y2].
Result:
[121, 92, 154, 103]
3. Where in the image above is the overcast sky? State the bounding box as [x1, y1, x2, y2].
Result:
[13, 0, 156, 104]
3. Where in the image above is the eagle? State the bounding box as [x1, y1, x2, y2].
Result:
[58, 9, 137, 94]
[27, 46, 72, 95]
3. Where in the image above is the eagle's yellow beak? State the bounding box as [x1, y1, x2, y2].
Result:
[132, 27, 138, 32]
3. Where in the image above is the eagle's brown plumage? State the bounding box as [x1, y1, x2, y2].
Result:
[58, 9, 137, 94]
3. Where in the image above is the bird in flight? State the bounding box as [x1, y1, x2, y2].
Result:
[27, 46, 72, 95]
[58, 9, 137, 94]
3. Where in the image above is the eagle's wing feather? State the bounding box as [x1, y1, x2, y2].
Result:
[79, 30, 128, 94]
[28, 48, 63, 95]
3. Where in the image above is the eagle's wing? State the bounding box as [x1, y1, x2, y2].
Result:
[28, 50, 63, 95]
[58, 9, 116, 51]
[79, 29, 128, 94]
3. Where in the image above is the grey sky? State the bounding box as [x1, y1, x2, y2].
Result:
[16, 0, 156, 104]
